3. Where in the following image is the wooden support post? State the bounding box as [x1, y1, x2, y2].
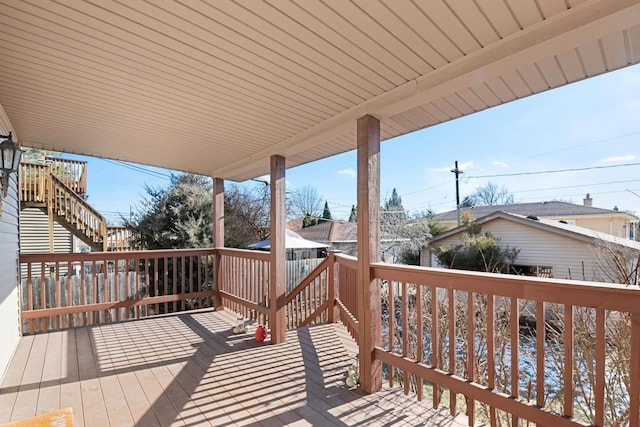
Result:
[213, 178, 224, 310]
[356, 114, 382, 393]
[327, 251, 338, 323]
[47, 170, 54, 253]
[269, 155, 286, 344]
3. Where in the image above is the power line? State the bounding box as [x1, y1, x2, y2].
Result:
[100, 158, 172, 179]
[467, 162, 640, 179]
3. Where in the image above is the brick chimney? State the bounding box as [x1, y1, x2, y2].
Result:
[583, 193, 593, 207]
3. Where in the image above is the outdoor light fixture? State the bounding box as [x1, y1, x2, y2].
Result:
[0, 131, 23, 205]
[0, 132, 22, 174]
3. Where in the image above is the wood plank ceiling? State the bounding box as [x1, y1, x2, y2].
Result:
[0, 0, 639, 181]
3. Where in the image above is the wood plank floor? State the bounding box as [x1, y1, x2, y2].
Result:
[0, 309, 469, 426]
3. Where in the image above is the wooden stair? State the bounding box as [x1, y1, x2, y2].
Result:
[20, 158, 132, 252]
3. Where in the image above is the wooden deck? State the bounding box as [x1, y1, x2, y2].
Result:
[0, 310, 467, 426]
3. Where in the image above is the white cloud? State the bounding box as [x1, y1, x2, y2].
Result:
[337, 168, 356, 178]
[600, 154, 635, 163]
[432, 161, 474, 173]
[492, 160, 509, 169]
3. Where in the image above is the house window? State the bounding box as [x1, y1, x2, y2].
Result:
[509, 265, 553, 278]
[628, 220, 638, 241]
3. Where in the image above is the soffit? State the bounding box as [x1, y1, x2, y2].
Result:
[0, 0, 639, 181]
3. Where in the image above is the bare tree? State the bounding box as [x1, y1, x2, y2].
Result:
[289, 185, 323, 220]
[470, 182, 514, 206]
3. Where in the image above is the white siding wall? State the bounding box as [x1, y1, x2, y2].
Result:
[19, 208, 73, 254]
[0, 172, 20, 381]
[427, 218, 602, 281]
[19, 208, 74, 278]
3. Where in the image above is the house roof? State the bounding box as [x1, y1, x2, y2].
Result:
[430, 211, 640, 251]
[435, 201, 638, 223]
[249, 229, 328, 250]
[0, 1, 639, 181]
[296, 221, 358, 243]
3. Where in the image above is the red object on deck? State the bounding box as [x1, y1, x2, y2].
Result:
[255, 325, 267, 342]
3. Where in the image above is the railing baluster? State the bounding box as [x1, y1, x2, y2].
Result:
[448, 287, 456, 416]
[114, 256, 120, 322]
[595, 308, 605, 426]
[563, 304, 573, 418]
[467, 291, 474, 426]
[511, 297, 519, 427]
[27, 262, 33, 334]
[416, 284, 423, 401]
[487, 294, 496, 427]
[103, 256, 109, 322]
[402, 281, 409, 395]
[164, 256, 169, 314]
[389, 280, 395, 387]
[55, 260, 60, 330]
[631, 313, 640, 427]
[67, 260, 72, 328]
[41, 261, 46, 333]
[432, 285, 440, 409]
[536, 301, 545, 410]
[92, 260, 97, 325]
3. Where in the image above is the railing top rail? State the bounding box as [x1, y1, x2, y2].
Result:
[372, 262, 640, 314]
[45, 156, 88, 166]
[334, 252, 358, 269]
[216, 247, 271, 261]
[20, 247, 216, 263]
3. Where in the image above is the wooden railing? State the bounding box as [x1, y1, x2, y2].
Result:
[284, 253, 332, 330]
[107, 226, 134, 251]
[16, 245, 640, 425]
[216, 248, 271, 327]
[334, 253, 359, 344]
[50, 174, 107, 250]
[45, 156, 87, 195]
[20, 162, 49, 203]
[19, 249, 215, 334]
[371, 263, 640, 427]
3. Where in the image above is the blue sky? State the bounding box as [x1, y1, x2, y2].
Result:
[63, 63, 640, 225]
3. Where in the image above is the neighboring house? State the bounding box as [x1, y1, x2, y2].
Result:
[423, 211, 640, 282]
[297, 220, 359, 255]
[297, 220, 409, 262]
[435, 194, 639, 240]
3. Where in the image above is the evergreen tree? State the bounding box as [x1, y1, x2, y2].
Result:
[321, 201, 332, 222]
[125, 174, 271, 249]
[382, 188, 407, 226]
[348, 205, 357, 223]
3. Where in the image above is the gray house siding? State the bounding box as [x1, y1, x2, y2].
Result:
[0, 172, 21, 381]
[424, 216, 621, 282]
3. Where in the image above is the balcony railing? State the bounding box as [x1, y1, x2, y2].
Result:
[17, 248, 640, 426]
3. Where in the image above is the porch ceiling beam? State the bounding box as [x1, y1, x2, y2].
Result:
[211, 0, 640, 181]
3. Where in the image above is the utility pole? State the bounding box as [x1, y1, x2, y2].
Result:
[451, 161, 463, 226]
